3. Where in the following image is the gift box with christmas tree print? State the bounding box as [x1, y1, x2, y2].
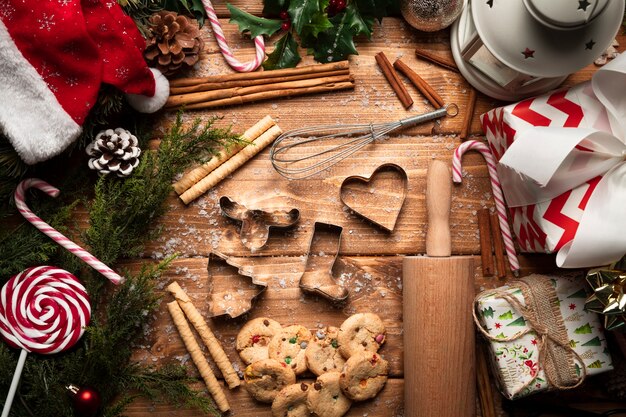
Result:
[474, 274, 612, 399]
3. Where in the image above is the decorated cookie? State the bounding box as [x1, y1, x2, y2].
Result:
[237, 317, 282, 365]
[306, 372, 352, 417]
[244, 359, 297, 403]
[268, 324, 312, 375]
[271, 382, 311, 417]
[339, 351, 388, 401]
[305, 326, 346, 376]
[337, 313, 386, 358]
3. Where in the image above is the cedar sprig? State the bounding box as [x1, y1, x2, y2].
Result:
[85, 111, 241, 265]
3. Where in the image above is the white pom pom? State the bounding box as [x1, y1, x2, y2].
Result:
[126, 68, 169, 113]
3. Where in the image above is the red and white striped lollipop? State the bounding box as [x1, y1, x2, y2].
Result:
[0, 266, 90, 417]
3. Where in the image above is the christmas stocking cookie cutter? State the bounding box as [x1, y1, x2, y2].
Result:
[219, 196, 300, 251]
[299, 222, 348, 302]
[339, 163, 408, 233]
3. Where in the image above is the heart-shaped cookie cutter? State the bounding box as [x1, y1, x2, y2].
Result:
[339, 163, 408, 233]
[219, 196, 300, 251]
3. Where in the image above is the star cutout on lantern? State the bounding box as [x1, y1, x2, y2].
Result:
[585, 39, 596, 50]
[486, 0, 494, 7]
[578, 0, 591, 11]
[522, 48, 535, 59]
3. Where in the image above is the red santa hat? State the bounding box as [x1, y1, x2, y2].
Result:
[0, 0, 169, 165]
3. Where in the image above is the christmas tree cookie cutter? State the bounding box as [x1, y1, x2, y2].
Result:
[219, 196, 300, 251]
[207, 251, 268, 318]
[299, 222, 349, 302]
[339, 163, 408, 233]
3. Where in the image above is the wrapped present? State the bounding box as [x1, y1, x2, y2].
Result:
[480, 52, 626, 268]
[474, 274, 613, 399]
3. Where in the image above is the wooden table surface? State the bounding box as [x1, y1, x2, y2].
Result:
[123, 3, 625, 416]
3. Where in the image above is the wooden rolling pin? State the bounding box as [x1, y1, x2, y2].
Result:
[402, 160, 476, 417]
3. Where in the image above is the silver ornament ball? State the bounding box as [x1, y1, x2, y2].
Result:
[400, 0, 464, 32]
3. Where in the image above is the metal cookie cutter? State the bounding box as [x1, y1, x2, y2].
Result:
[299, 222, 348, 302]
[207, 251, 267, 318]
[339, 163, 408, 233]
[219, 196, 300, 251]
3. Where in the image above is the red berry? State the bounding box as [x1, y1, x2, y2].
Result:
[279, 11, 289, 20]
[281, 21, 291, 30]
[335, 0, 346, 11]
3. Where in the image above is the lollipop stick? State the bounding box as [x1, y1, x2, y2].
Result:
[1, 349, 27, 417]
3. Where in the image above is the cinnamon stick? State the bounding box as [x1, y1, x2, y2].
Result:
[477, 343, 497, 417]
[375, 52, 413, 109]
[460, 87, 477, 140]
[173, 116, 275, 195]
[166, 74, 353, 108]
[178, 81, 355, 111]
[415, 48, 459, 72]
[170, 69, 350, 95]
[490, 211, 507, 278]
[478, 208, 494, 277]
[169, 61, 350, 88]
[393, 59, 444, 108]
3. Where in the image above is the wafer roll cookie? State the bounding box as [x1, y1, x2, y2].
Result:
[167, 281, 240, 389]
[173, 116, 275, 195]
[167, 301, 230, 412]
[180, 124, 283, 204]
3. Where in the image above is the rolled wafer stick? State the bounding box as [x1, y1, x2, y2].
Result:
[180, 124, 283, 204]
[166, 74, 353, 108]
[173, 116, 275, 195]
[178, 81, 355, 111]
[170, 69, 350, 95]
[167, 301, 230, 412]
[169, 61, 350, 87]
[167, 282, 240, 389]
[393, 59, 444, 109]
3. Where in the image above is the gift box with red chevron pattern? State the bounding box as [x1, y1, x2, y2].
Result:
[480, 82, 617, 256]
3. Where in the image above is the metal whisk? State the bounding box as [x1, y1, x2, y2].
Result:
[270, 104, 458, 179]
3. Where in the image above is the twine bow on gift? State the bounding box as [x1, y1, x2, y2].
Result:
[494, 52, 626, 268]
[473, 275, 587, 396]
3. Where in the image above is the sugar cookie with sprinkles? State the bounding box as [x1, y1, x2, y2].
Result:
[268, 324, 312, 375]
[339, 351, 389, 401]
[244, 358, 296, 403]
[271, 382, 311, 417]
[305, 326, 346, 376]
[337, 313, 386, 358]
[237, 317, 282, 365]
[306, 372, 352, 417]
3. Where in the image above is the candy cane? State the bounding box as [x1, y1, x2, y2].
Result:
[0, 266, 91, 417]
[14, 178, 124, 285]
[452, 140, 520, 275]
[202, 0, 265, 72]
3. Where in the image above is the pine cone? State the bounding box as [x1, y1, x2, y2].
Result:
[86, 128, 141, 177]
[144, 11, 204, 76]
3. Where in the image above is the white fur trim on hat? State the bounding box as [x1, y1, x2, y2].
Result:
[0, 20, 81, 165]
[125, 68, 170, 113]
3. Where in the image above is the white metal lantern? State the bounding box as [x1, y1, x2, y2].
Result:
[450, 0, 625, 100]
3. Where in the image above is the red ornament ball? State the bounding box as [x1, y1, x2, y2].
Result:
[67, 385, 101, 417]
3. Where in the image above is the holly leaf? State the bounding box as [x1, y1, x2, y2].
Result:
[354, 0, 394, 21]
[161, 0, 207, 25]
[263, 0, 289, 16]
[288, 0, 322, 34]
[227, 4, 283, 38]
[263, 32, 302, 70]
[309, 11, 359, 63]
[345, 2, 375, 38]
[301, 2, 333, 38]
